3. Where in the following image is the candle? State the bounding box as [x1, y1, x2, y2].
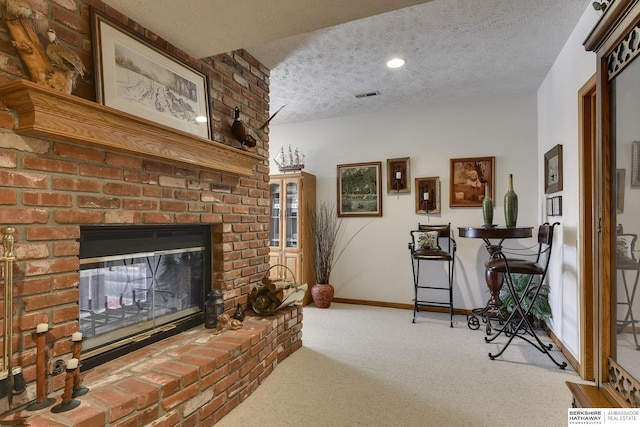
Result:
[66, 358, 79, 370]
[395, 171, 402, 179]
[423, 192, 429, 201]
[71, 332, 83, 342]
[36, 323, 48, 333]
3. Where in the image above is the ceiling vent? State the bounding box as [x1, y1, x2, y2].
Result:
[354, 91, 380, 99]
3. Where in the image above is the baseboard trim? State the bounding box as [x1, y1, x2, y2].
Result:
[331, 298, 467, 315]
[547, 326, 580, 374]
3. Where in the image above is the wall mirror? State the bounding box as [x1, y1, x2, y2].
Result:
[612, 50, 640, 386]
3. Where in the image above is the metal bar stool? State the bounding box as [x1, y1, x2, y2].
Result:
[408, 223, 456, 327]
[483, 222, 567, 369]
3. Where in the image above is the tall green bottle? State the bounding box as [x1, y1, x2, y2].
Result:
[504, 174, 518, 227]
[482, 182, 493, 226]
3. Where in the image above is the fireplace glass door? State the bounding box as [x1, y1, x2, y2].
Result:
[80, 248, 202, 346]
[78, 225, 210, 360]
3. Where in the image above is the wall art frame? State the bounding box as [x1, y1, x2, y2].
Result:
[632, 141, 640, 186]
[544, 144, 563, 194]
[450, 156, 495, 207]
[552, 196, 563, 216]
[337, 162, 383, 217]
[91, 8, 211, 139]
[617, 168, 626, 213]
[415, 177, 440, 214]
[386, 157, 410, 193]
[546, 198, 554, 216]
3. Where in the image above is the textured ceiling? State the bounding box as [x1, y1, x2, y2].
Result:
[102, 0, 591, 125]
[100, 0, 432, 57]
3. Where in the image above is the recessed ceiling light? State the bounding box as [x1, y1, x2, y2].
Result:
[195, 116, 207, 123]
[386, 58, 405, 69]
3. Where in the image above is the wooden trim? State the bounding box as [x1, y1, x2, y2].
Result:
[0, 80, 263, 176]
[598, 51, 614, 387]
[578, 74, 597, 381]
[584, 0, 637, 52]
[548, 326, 580, 374]
[332, 298, 473, 316]
[332, 298, 413, 310]
[566, 382, 617, 408]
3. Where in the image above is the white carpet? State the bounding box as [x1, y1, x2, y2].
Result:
[216, 303, 584, 427]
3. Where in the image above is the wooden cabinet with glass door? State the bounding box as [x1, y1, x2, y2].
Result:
[572, 0, 640, 408]
[269, 172, 316, 305]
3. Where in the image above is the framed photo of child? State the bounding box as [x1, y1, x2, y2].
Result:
[450, 156, 495, 207]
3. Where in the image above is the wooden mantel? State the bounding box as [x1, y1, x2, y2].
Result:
[0, 80, 264, 176]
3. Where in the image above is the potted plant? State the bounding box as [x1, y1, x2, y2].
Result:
[499, 273, 552, 328]
[309, 202, 367, 308]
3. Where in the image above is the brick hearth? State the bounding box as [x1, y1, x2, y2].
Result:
[0, 0, 286, 424]
[0, 306, 302, 426]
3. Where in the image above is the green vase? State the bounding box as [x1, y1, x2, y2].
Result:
[482, 182, 493, 226]
[504, 174, 518, 227]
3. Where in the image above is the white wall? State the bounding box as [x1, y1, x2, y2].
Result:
[270, 95, 539, 311]
[537, 6, 600, 360]
[270, 3, 600, 365]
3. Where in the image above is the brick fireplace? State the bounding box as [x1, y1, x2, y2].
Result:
[0, 1, 303, 424]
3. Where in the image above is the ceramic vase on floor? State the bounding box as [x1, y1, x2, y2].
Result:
[504, 174, 518, 227]
[482, 182, 493, 226]
[311, 283, 334, 308]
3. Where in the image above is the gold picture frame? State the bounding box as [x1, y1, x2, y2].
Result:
[415, 177, 440, 214]
[337, 162, 383, 217]
[386, 157, 410, 193]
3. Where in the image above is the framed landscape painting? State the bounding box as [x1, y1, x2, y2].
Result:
[91, 9, 211, 139]
[337, 162, 383, 217]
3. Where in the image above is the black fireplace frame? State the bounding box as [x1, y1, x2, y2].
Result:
[78, 224, 212, 371]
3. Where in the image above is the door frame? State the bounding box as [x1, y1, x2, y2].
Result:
[578, 73, 597, 381]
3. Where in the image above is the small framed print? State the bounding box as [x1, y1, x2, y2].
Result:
[632, 142, 640, 186]
[415, 177, 440, 214]
[546, 198, 554, 216]
[387, 157, 410, 193]
[617, 168, 625, 213]
[544, 145, 563, 194]
[552, 196, 562, 216]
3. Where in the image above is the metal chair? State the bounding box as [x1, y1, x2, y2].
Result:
[615, 230, 640, 350]
[408, 223, 456, 327]
[483, 222, 567, 368]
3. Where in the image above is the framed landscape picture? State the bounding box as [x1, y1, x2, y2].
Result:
[337, 162, 383, 217]
[91, 9, 211, 139]
[450, 156, 495, 207]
